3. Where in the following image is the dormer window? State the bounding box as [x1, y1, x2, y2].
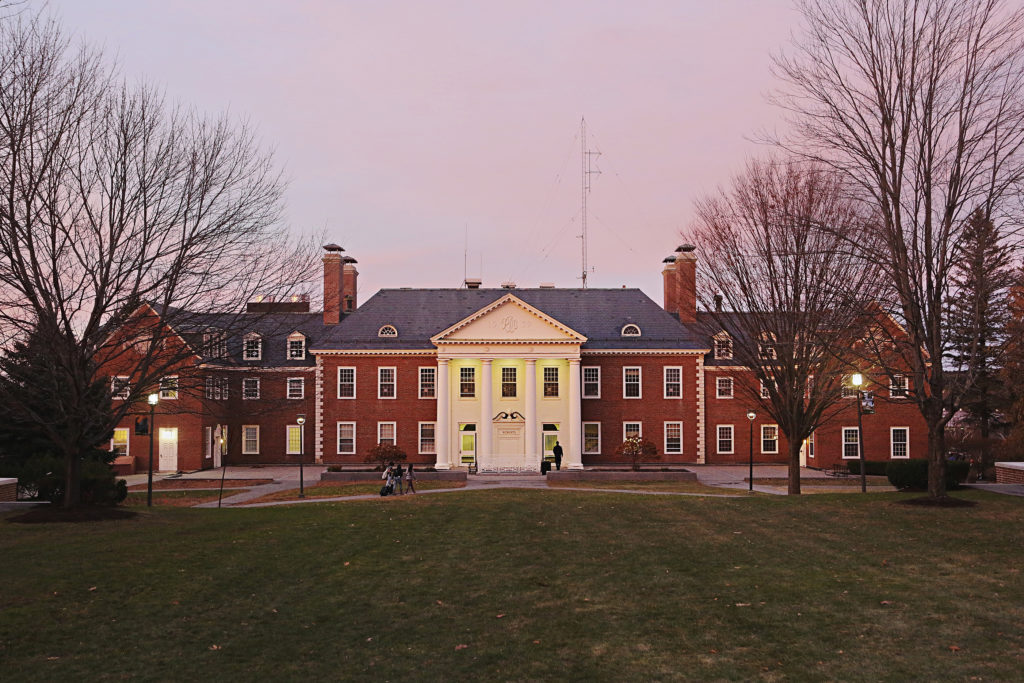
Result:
[243, 333, 262, 360]
[758, 334, 777, 360]
[202, 330, 228, 359]
[713, 333, 733, 360]
[287, 332, 306, 360]
[378, 325, 398, 338]
[621, 324, 641, 337]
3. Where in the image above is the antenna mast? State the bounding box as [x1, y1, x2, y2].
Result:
[580, 117, 601, 288]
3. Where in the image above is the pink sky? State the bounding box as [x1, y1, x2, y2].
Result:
[48, 0, 797, 303]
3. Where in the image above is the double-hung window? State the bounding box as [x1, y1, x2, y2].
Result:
[891, 427, 909, 459]
[623, 422, 642, 440]
[242, 425, 260, 455]
[243, 378, 260, 400]
[761, 425, 778, 454]
[717, 425, 734, 454]
[287, 377, 304, 399]
[583, 422, 601, 454]
[378, 422, 396, 446]
[501, 367, 517, 398]
[714, 335, 733, 359]
[337, 422, 356, 455]
[716, 376, 734, 399]
[419, 367, 436, 398]
[664, 367, 682, 399]
[890, 374, 908, 398]
[243, 334, 262, 360]
[664, 422, 682, 454]
[112, 376, 130, 400]
[159, 376, 178, 400]
[843, 427, 860, 459]
[338, 367, 356, 398]
[623, 367, 641, 399]
[419, 423, 436, 454]
[378, 367, 396, 399]
[205, 376, 229, 400]
[582, 367, 600, 398]
[460, 367, 476, 398]
[543, 367, 559, 397]
[287, 334, 306, 360]
[111, 428, 129, 457]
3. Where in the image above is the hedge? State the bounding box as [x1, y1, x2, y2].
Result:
[886, 459, 969, 491]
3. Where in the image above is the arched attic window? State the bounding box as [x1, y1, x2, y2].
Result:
[378, 325, 398, 338]
[621, 324, 641, 337]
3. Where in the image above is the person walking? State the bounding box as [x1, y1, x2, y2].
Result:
[405, 463, 416, 494]
[393, 462, 404, 495]
[553, 441, 563, 470]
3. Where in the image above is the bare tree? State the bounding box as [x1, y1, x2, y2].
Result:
[0, 13, 319, 506]
[687, 158, 881, 494]
[771, 0, 1024, 498]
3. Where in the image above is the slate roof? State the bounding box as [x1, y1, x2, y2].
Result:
[311, 288, 708, 351]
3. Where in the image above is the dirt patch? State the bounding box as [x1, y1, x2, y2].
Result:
[8, 506, 139, 524]
[126, 479, 272, 491]
[896, 495, 978, 508]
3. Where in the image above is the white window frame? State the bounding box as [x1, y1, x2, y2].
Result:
[419, 367, 436, 399]
[418, 422, 436, 455]
[286, 424, 303, 455]
[459, 366, 476, 398]
[242, 425, 260, 455]
[664, 421, 683, 454]
[761, 424, 779, 454]
[891, 427, 910, 459]
[378, 366, 396, 399]
[112, 376, 130, 400]
[336, 421, 356, 455]
[714, 334, 733, 360]
[378, 325, 398, 337]
[287, 377, 304, 400]
[841, 376, 858, 399]
[622, 422, 642, 440]
[805, 431, 815, 459]
[243, 333, 262, 360]
[543, 366, 559, 398]
[203, 330, 228, 359]
[621, 324, 642, 337]
[663, 366, 683, 399]
[500, 366, 518, 398]
[890, 374, 908, 398]
[623, 366, 642, 399]
[287, 333, 306, 360]
[842, 427, 860, 459]
[716, 376, 734, 399]
[205, 376, 229, 400]
[337, 367, 356, 399]
[583, 422, 601, 455]
[582, 366, 601, 399]
[159, 376, 178, 400]
[242, 377, 260, 400]
[760, 379, 775, 400]
[717, 425, 734, 454]
[378, 421, 396, 446]
[111, 428, 130, 457]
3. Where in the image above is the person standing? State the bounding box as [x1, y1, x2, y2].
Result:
[553, 441, 563, 470]
[394, 462, 404, 495]
[405, 464, 416, 494]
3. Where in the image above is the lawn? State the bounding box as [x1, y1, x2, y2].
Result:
[123, 490, 248, 507]
[1, 490, 1022, 681]
[246, 480, 466, 504]
[546, 480, 750, 495]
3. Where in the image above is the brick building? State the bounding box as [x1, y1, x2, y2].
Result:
[108, 244, 927, 472]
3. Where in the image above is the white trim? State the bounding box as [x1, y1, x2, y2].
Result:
[542, 365, 560, 399]
[112, 376, 130, 400]
[582, 422, 601, 455]
[430, 293, 588, 343]
[761, 424, 779, 454]
[664, 421, 683, 454]
[159, 375, 178, 400]
[890, 426, 910, 459]
[582, 365, 601, 399]
[287, 332, 306, 360]
[337, 366, 356, 399]
[378, 366, 397, 399]
[377, 421, 396, 445]
[459, 366, 476, 398]
[242, 425, 260, 455]
[713, 332, 733, 360]
[716, 424, 734, 454]
[890, 374, 908, 398]
[243, 332, 262, 360]
[500, 365, 518, 399]
[620, 323, 642, 337]
[336, 421, 356, 455]
[716, 376, 734, 399]
[418, 422, 436, 455]
[111, 428, 130, 458]
[378, 324, 399, 338]
[286, 424, 302, 455]
[242, 377, 260, 400]
[622, 421, 642, 440]
[418, 366, 436, 399]
[287, 377, 305, 400]
[623, 366, 642, 399]
[581, 349, 709, 356]
[663, 366, 683, 399]
[842, 427, 860, 459]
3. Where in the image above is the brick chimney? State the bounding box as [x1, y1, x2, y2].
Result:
[322, 244, 344, 325]
[674, 244, 697, 323]
[662, 255, 678, 315]
[341, 256, 358, 313]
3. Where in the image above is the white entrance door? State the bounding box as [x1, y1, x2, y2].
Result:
[459, 427, 476, 467]
[159, 427, 178, 471]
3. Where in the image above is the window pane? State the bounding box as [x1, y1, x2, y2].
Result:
[460, 367, 475, 398]
[583, 367, 600, 397]
[338, 368, 355, 397]
[583, 423, 600, 454]
[665, 368, 681, 397]
[287, 425, 302, 454]
[543, 367, 559, 397]
[420, 368, 436, 398]
[502, 367, 517, 398]
[338, 423, 355, 454]
[624, 368, 641, 398]
[420, 423, 436, 454]
[665, 422, 682, 453]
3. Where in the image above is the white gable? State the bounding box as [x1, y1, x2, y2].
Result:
[432, 295, 586, 344]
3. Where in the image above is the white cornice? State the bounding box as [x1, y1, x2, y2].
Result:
[581, 349, 709, 356]
[430, 293, 587, 344]
[309, 349, 436, 356]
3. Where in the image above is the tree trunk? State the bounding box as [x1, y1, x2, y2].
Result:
[927, 423, 947, 499]
[788, 441, 802, 495]
[63, 449, 81, 508]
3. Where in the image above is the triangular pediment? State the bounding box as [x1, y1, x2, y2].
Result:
[431, 294, 587, 344]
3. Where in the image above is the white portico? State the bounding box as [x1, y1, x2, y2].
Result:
[431, 294, 586, 472]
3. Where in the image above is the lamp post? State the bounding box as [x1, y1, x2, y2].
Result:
[852, 373, 867, 493]
[746, 410, 756, 491]
[147, 393, 158, 507]
[296, 414, 306, 499]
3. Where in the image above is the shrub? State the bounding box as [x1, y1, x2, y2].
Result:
[886, 458, 969, 491]
[327, 465, 342, 472]
[846, 460, 889, 476]
[365, 443, 407, 470]
[614, 436, 659, 472]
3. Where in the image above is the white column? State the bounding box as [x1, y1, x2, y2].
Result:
[525, 359, 538, 467]
[435, 358, 450, 470]
[479, 359, 492, 467]
[568, 358, 583, 470]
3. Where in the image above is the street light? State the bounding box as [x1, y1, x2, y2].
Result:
[296, 414, 306, 499]
[147, 393, 158, 507]
[746, 410, 756, 491]
[851, 373, 867, 493]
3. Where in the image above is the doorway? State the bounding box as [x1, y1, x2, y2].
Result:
[542, 423, 560, 463]
[459, 423, 477, 468]
[159, 427, 178, 471]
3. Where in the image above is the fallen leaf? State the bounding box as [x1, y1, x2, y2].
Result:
[47, 657, 59, 661]
[496, 614, 505, 618]
[89, 586, 97, 592]
[209, 645, 221, 651]
[709, 649, 718, 654]
[436, 600, 444, 606]
[949, 645, 961, 652]
[735, 603, 751, 607]
[455, 644, 469, 651]
[533, 640, 540, 644]
[880, 600, 893, 606]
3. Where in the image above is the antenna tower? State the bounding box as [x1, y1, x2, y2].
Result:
[580, 117, 601, 288]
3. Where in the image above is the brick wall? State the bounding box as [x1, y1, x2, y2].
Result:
[995, 463, 1024, 484]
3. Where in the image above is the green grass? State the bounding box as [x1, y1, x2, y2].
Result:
[547, 479, 751, 494]
[247, 480, 466, 504]
[123, 490, 248, 507]
[1, 490, 1022, 681]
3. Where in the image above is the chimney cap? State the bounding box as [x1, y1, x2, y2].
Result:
[323, 243, 344, 252]
[464, 278, 482, 289]
[676, 244, 696, 253]
[539, 282, 555, 289]
[342, 256, 358, 264]
[501, 280, 517, 289]
[662, 256, 677, 263]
